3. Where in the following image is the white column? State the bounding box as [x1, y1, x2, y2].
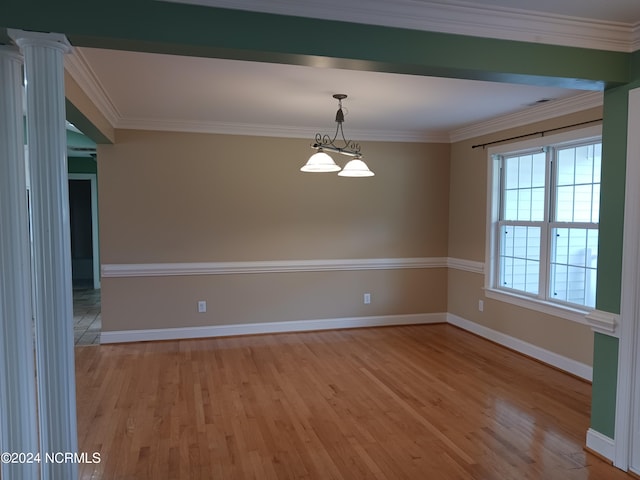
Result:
[9, 30, 78, 480]
[0, 46, 39, 480]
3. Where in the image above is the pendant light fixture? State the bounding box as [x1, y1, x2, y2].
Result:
[301, 94, 374, 177]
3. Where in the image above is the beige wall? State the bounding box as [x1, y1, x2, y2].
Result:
[448, 269, 594, 365]
[98, 130, 450, 331]
[99, 110, 602, 368]
[102, 269, 447, 331]
[99, 131, 449, 263]
[448, 107, 603, 366]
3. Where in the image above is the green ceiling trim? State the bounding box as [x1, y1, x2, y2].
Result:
[1, 0, 631, 89]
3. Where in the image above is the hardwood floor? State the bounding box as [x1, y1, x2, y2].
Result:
[75, 324, 629, 479]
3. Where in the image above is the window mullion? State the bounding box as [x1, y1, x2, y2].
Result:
[495, 158, 505, 289]
[540, 147, 553, 301]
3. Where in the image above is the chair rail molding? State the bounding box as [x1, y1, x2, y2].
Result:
[101, 257, 485, 277]
[585, 310, 619, 336]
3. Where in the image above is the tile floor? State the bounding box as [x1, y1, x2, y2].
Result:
[73, 289, 101, 346]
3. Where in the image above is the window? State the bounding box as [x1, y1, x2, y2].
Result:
[487, 128, 601, 313]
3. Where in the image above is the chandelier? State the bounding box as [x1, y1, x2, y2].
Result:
[300, 94, 374, 177]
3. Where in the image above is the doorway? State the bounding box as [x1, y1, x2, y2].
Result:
[68, 174, 100, 290]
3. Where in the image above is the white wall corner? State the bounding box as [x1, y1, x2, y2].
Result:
[585, 310, 619, 337]
[586, 428, 615, 462]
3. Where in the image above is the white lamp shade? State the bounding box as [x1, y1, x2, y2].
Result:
[300, 151, 341, 172]
[337, 159, 375, 177]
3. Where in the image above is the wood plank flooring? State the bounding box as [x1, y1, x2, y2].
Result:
[75, 324, 630, 479]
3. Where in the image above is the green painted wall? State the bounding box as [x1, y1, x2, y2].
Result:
[591, 333, 619, 438]
[598, 87, 629, 315]
[590, 79, 640, 438]
[68, 157, 96, 175]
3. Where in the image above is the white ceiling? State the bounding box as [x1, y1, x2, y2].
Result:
[69, 0, 640, 143]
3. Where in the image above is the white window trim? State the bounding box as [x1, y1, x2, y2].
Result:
[484, 124, 602, 324]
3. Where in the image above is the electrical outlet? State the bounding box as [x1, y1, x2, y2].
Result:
[198, 300, 207, 313]
[364, 293, 371, 304]
[478, 300, 484, 312]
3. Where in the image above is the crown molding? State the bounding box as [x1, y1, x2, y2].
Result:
[161, 0, 637, 52]
[115, 117, 314, 138]
[64, 48, 120, 127]
[448, 91, 603, 143]
[632, 23, 640, 51]
[64, 14, 607, 146]
[115, 117, 450, 143]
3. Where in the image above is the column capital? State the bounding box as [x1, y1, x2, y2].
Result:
[0, 45, 23, 62]
[7, 29, 72, 54]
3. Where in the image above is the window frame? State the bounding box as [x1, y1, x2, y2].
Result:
[484, 125, 602, 323]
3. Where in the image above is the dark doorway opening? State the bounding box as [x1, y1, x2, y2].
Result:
[69, 179, 94, 289]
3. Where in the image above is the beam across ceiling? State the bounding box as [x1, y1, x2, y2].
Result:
[0, 0, 632, 90]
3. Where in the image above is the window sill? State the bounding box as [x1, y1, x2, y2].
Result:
[484, 288, 591, 325]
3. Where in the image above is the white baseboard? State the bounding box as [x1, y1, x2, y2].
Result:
[100, 312, 446, 344]
[102, 312, 593, 381]
[586, 428, 615, 462]
[447, 313, 593, 381]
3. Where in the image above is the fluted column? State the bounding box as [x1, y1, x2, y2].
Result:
[0, 45, 39, 480]
[9, 29, 78, 480]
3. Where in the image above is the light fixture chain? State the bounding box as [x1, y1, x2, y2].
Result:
[302, 93, 374, 176]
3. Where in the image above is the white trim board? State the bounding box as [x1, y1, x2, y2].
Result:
[100, 312, 446, 344]
[447, 313, 593, 381]
[447, 258, 484, 275]
[65, 49, 120, 127]
[586, 428, 615, 463]
[115, 117, 450, 144]
[101, 309, 592, 383]
[101, 257, 482, 278]
[613, 86, 640, 472]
